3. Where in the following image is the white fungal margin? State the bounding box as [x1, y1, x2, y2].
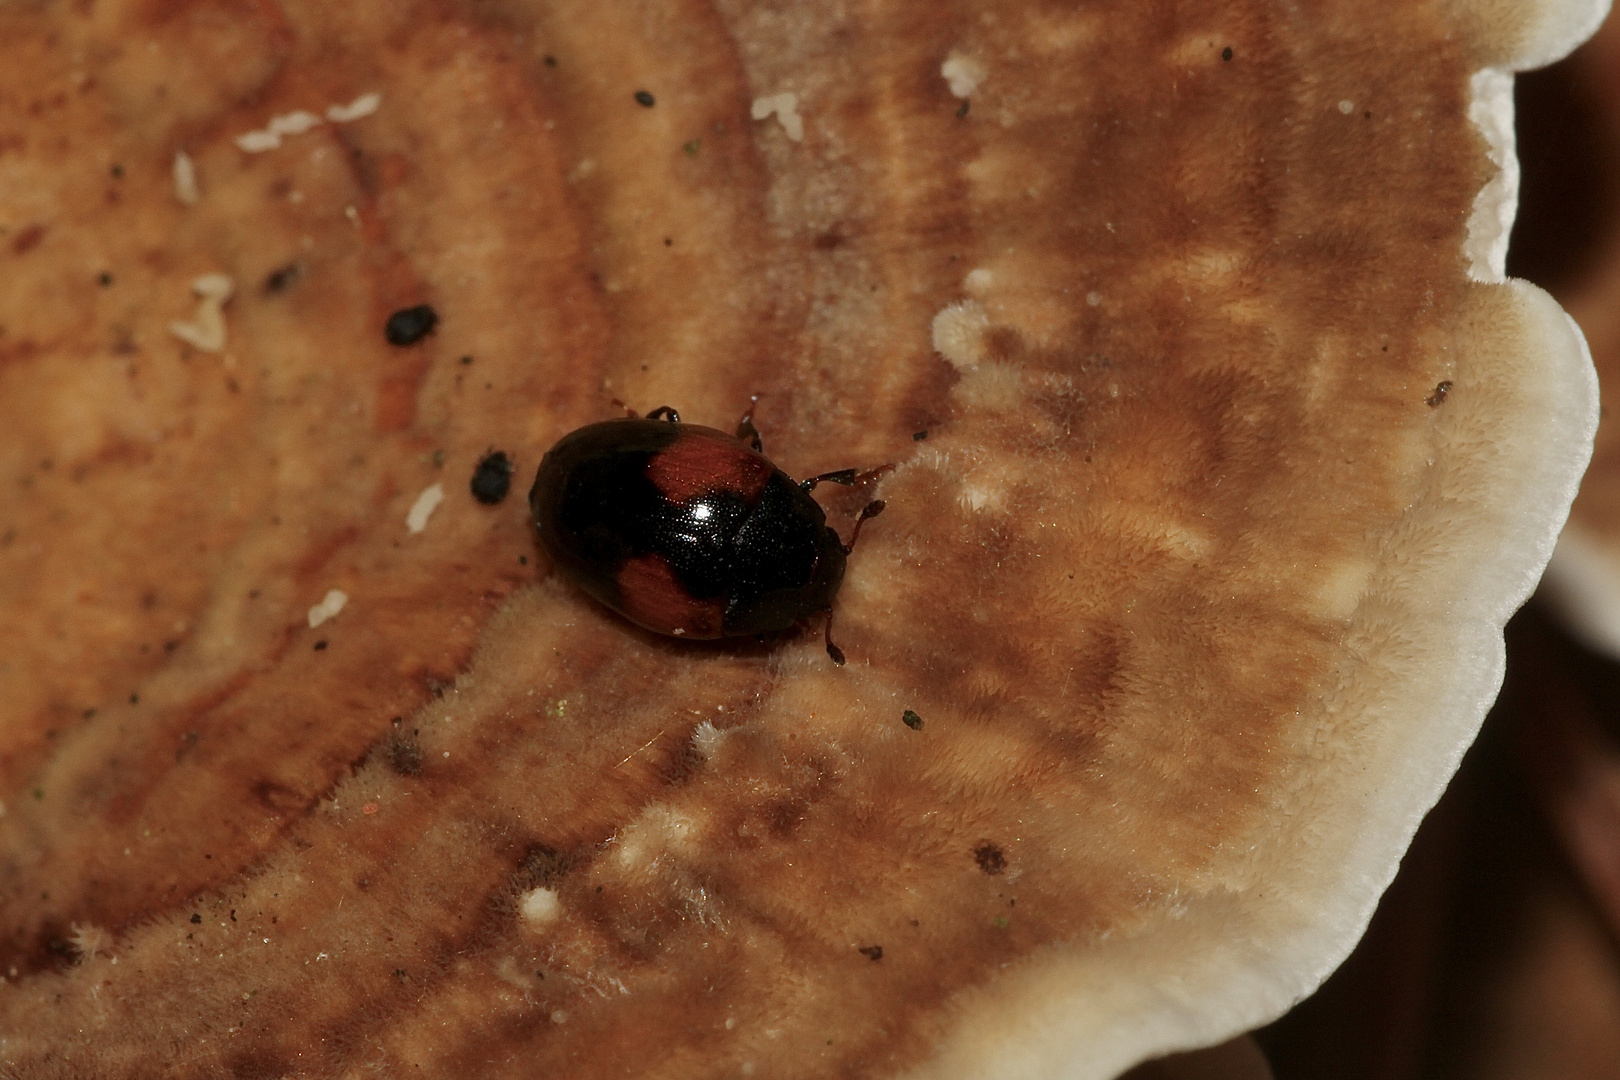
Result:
[1463, 67, 1517, 283]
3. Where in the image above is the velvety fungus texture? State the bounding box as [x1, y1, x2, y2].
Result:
[0, 0, 1601, 1077]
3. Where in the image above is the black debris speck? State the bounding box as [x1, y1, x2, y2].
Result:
[470, 452, 514, 504]
[1221, 46, 1234, 61]
[1427, 380, 1453, 408]
[110, 164, 124, 178]
[129, 693, 139, 705]
[460, 355, 474, 365]
[543, 54, 557, 67]
[313, 640, 328, 652]
[683, 138, 701, 156]
[974, 842, 1006, 875]
[634, 90, 656, 107]
[384, 304, 439, 346]
[519, 844, 572, 888]
[912, 430, 928, 441]
[97, 271, 113, 287]
[190, 913, 202, 924]
[902, 709, 924, 731]
[387, 735, 422, 776]
[859, 945, 883, 961]
[519, 555, 528, 565]
[955, 99, 970, 119]
[265, 263, 301, 293]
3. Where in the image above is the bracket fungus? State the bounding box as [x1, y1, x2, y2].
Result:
[0, 1, 1603, 1078]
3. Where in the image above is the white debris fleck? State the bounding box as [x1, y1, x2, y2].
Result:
[168, 273, 235, 352]
[272, 110, 323, 136]
[750, 92, 804, 142]
[326, 92, 381, 123]
[172, 151, 199, 205]
[1086, 291, 1103, 307]
[235, 107, 338, 153]
[941, 54, 987, 98]
[235, 128, 283, 153]
[407, 482, 445, 534]
[307, 589, 348, 629]
[1338, 99, 1355, 115]
[518, 887, 562, 927]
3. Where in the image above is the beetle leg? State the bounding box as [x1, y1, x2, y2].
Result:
[850, 463, 897, 486]
[823, 608, 847, 666]
[644, 406, 681, 424]
[801, 468, 859, 492]
[802, 462, 896, 493]
[735, 394, 763, 453]
[840, 499, 886, 555]
[610, 398, 640, 419]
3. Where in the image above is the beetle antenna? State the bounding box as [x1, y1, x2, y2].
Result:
[644, 406, 681, 423]
[823, 608, 847, 666]
[735, 394, 763, 453]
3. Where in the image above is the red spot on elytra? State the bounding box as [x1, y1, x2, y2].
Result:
[616, 554, 724, 638]
[646, 428, 773, 504]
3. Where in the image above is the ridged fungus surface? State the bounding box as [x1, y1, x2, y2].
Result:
[0, 0, 1600, 1077]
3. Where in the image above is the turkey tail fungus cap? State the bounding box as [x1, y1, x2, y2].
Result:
[0, 0, 1602, 1078]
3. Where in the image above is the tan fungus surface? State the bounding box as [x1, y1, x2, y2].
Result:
[0, 1, 1596, 1078]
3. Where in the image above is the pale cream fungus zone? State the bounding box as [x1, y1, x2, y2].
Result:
[0, 0, 1551, 1078]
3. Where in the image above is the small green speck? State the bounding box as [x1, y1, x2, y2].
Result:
[549, 699, 568, 719]
[431, 450, 446, 468]
[992, 916, 1010, 930]
[682, 138, 701, 156]
[31, 788, 43, 801]
[901, 709, 923, 731]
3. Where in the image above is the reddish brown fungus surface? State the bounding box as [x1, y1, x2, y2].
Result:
[0, 1, 1597, 1077]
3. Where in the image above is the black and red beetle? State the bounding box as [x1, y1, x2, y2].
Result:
[528, 402, 886, 664]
